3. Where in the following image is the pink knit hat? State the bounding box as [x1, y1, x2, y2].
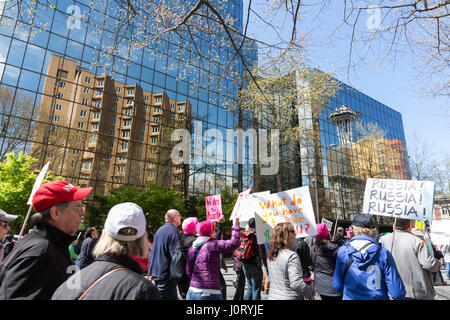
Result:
[196, 220, 215, 237]
[316, 223, 330, 240]
[182, 217, 198, 235]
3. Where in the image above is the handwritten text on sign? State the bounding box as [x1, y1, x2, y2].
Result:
[363, 178, 435, 221]
[205, 194, 223, 221]
[254, 187, 317, 244]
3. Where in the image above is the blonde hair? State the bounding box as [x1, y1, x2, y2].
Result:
[352, 225, 377, 239]
[93, 228, 149, 259]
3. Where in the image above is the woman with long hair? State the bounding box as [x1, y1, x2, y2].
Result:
[185, 217, 240, 300]
[266, 222, 314, 300]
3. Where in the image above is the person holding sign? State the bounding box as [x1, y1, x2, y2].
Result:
[379, 218, 441, 300]
[186, 218, 240, 300]
[266, 222, 314, 300]
[332, 214, 405, 300]
[0, 181, 92, 300]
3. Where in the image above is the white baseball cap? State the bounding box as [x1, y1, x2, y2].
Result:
[104, 202, 146, 241]
[0, 209, 18, 222]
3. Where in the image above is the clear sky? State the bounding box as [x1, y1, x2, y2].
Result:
[243, 0, 449, 162]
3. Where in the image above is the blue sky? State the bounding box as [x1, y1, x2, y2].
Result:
[243, 0, 449, 161]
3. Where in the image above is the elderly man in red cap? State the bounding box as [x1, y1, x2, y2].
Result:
[0, 181, 92, 300]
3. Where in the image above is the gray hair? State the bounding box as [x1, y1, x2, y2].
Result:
[165, 209, 179, 223]
[31, 201, 70, 225]
[352, 225, 377, 239]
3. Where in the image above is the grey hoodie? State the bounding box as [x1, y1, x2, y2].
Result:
[380, 230, 440, 300]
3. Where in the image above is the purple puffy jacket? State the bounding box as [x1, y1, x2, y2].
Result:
[186, 225, 240, 290]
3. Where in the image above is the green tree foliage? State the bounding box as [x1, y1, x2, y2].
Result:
[0, 153, 58, 234]
[85, 185, 239, 239]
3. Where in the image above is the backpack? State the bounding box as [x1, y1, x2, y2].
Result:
[235, 231, 257, 262]
[169, 242, 187, 282]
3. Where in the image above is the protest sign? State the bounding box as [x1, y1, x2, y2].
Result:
[20, 162, 50, 238]
[205, 194, 223, 221]
[229, 188, 252, 220]
[321, 218, 333, 232]
[362, 178, 435, 221]
[238, 191, 271, 226]
[415, 220, 425, 230]
[254, 187, 317, 244]
[430, 220, 450, 246]
[27, 162, 50, 205]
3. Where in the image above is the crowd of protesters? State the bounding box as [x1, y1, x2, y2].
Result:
[0, 179, 448, 300]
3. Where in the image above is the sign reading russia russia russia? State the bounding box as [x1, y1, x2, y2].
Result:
[363, 178, 435, 221]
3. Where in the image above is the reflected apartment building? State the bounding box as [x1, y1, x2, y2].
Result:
[31, 55, 192, 195]
[0, 0, 256, 199]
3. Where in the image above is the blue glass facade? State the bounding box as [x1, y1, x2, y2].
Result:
[0, 0, 257, 196]
[300, 76, 409, 225]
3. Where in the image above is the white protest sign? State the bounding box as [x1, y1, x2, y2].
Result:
[238, 191, 271, 225]
[230, 188, 252, 220]
[254, 187, 317, 244]
[430, 220, 450, 246]
[321, 218, 333, 232]
[362, 178, 435, 221]
[27, 162, 50, 205]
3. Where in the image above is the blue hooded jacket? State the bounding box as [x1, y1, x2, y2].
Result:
[332, 235, 406, 300]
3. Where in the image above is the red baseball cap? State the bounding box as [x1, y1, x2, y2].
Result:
[32, 181, 93, 212]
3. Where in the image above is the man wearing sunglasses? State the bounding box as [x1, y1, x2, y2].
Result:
[0, 210, 18, 264]
[0, 181, 92, 300]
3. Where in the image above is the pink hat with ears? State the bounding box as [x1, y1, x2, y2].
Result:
[196, 220, 215, 237]
[316, 223, 330, 240]
[182, 217, 198, 234]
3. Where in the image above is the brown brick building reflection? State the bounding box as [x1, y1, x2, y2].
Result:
[31, 55, 192, 195]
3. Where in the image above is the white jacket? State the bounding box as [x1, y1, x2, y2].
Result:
[267, 249, 314, 300]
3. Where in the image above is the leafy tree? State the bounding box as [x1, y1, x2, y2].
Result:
[85, 184, 239, 239]
[0, 153, 59, 234]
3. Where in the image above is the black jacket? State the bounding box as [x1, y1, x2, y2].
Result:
[311, 241, 342, 297]
[293, 238, 313, 279]
[77, 236, 97, 265]
[0, 223, 75, 300]
[52, 254, 160, 300]
[2, 239, 15, 259]
[177, 233, 197, 293]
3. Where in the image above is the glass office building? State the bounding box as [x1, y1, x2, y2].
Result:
[0, 0, 257, 197]
[301, 78, 409, 228]
[256, 71, 409, 229]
